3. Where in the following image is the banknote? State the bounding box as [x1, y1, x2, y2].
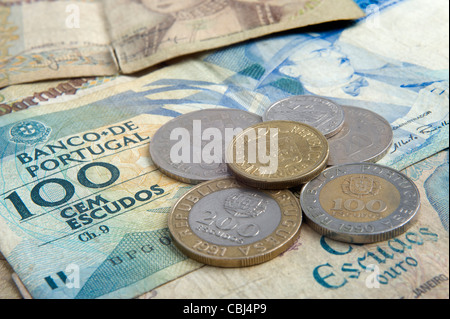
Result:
[5, 150, 449, 299]
[0, 0, 364, 88]
[0, 75, 135, 117]
[0, 252, 21, 298]
[141, 148, 449, 299]
[0, 0, 448, 299]
[0, 113, 202, 299]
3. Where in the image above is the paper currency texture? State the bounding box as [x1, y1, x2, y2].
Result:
[0, 0, 448, 299]
[0, 0, 364, 88]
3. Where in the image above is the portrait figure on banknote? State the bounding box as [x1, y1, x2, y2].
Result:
[267, 32, 449, 158]
[126, 27, 447, 127]
[275, 34, 447, 103]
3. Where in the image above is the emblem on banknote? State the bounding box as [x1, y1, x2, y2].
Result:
[9, 120, 51, 145]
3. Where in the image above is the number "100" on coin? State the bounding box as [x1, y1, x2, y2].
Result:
[332, 198, 387, 213]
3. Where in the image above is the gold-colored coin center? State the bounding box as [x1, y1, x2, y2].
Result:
[227, 121, 328, 187]
[319, 174, 401, 222]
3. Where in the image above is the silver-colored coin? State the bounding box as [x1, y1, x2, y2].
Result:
[149, 108, 261, 184]
[300, 163, 420, 243]
[189, 188, 283, 247]
[262, 95, 345, 138]
[327, 106, 393, 166]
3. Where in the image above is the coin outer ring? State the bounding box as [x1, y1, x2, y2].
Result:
[262, 95, 345, 138]
[300, 163, 420, 244]
[168, 177, 302, 267]
[226, 120, 329, 189]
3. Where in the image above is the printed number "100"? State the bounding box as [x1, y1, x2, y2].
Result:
[332, 198, 387, 213]
[5, 162, 119, 221]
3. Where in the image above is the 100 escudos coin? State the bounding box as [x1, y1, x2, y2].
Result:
[168, 177, 302, 267]
[300, 163, 420, 243]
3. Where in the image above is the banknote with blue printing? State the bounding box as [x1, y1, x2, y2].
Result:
[0, 0, 448, 298]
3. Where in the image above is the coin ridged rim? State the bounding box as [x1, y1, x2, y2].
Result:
[226, 120, 329, 189]
[149, 108, 261, 184]
[327, 105, 393, 166]
[262, 95, 345, 138]
[300, 162, 420, 244]
[168, 177, 302, 267]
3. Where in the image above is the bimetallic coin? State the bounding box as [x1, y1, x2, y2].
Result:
[226, 121, 329, 189]
[263, 95, 345, 138]
[168, 177, 302, 267]
[149, 108, 261, 184]
[327, 106, 393, 166]
[300, 163, 420, 243]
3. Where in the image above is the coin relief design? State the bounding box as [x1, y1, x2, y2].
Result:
[300, 163, 420, 243]
[189, 189, 280, 246]
[226, 120, 329, 189]
[319, 174, 401, 223]
[168, 177, 302, 267]
[263, 95, 345, 138]
[149, 108, 262, 184]
[327, 105, 393, 166]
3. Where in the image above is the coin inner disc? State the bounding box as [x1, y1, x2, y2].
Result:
[229, 122, 327, 181]
[318, 174, 401, 223]
[188, 188, 282, 246]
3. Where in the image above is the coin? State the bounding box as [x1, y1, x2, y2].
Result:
[149, 108, 261, 184]
[226, 120, 329, 189]
[327, 105, 393, 166]
[168, 177, 302, 267]
[262, 95, 345, 138]
[300, 163, 420, 243]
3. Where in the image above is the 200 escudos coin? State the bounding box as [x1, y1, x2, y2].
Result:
[168, 177, 302, 267]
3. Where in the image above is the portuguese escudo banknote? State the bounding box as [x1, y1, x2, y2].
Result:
[0, 0, 364, 88]
[0, 0, 448, 298]
[0, 75, 135, 117]
[140, 148, 449, 299]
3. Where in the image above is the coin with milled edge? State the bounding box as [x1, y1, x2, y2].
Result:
[263, 95, 345, 138]
[168, 177, 302, 267]
[327, 106, 393, 166]
[149, 108, 261, 184]
[226, 120, 329, 189]
[300, 163, 420, 243]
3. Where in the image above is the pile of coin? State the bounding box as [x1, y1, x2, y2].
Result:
[149, 96, 420, 268]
